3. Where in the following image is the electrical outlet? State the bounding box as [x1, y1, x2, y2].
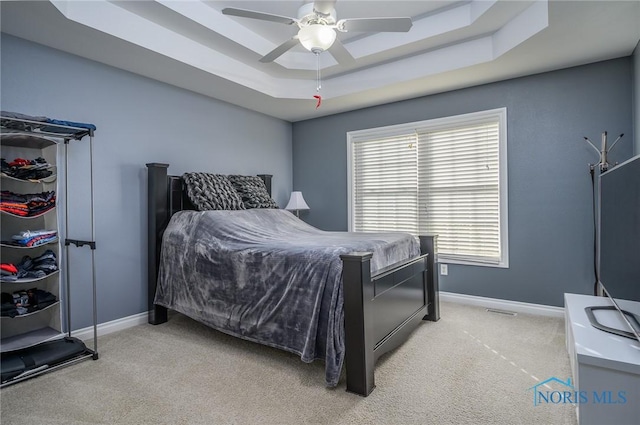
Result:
[440, 264, 448, 276]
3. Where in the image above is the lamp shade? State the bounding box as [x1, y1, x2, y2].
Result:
[298, 25, 336, 53]
[285, 191, 310, 211]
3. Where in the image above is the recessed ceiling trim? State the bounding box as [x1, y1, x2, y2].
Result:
[324, 37, 495, 98]
[324, 1, 548, 98]
[347, 0, 495, 59]
[154, 0, 275, 56]
[50, 0, 284, 96]
[471, 0, 497, 21]
[493, 0, 548, 57]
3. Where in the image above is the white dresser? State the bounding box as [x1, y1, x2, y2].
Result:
[564, 293, 640, 425]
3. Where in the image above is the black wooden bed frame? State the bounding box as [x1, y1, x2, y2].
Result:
[146, 163, 440, 396]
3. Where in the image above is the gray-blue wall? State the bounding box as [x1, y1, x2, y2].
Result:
[2, 33, 634, 325]
[292, 58, 634, 307]
[1, 34, 293, 329]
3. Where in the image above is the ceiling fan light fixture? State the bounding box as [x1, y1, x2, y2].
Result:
[298, 24, 336, 53]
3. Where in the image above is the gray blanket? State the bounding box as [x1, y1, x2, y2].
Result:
[155, 209, 419, 386]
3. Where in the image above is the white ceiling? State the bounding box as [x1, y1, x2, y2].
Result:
[1, 1, 639, 122]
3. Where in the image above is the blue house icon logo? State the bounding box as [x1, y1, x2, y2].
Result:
[527, 377, 573, 406]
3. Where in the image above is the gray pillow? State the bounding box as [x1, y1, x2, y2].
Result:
[183, 172, 245, 211]
[228, 175, 279, 209]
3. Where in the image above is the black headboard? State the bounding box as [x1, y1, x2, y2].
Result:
[145, 163, 272, 323]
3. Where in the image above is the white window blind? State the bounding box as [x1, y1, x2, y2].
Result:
[417, 121, 501, 264]
[351, 133, 418, 234]
[348, 108, 508, 268]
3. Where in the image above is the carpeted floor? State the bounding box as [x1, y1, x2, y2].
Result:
[1, 302, 577, 424]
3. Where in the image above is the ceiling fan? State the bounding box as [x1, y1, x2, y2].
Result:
[222, 1, 413, 65]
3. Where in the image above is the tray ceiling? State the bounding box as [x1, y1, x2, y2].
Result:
[1, 1, 639, 121]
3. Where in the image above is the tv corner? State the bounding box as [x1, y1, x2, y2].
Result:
[562, 154, 640, 424]
[564, 294, 640, 425]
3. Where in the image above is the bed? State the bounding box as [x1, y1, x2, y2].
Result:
[146, 163, 440, 396]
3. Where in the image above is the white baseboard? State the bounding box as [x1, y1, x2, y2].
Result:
[70, 311, 148, 341]
[68, 293, 563, 341]
[440, 291, 564, 318]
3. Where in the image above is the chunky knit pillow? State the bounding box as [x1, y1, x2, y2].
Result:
[183, 172, 245, 211]
[228, 175, 279, 209]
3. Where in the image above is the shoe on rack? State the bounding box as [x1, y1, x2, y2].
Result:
[32, 250, 56, 263]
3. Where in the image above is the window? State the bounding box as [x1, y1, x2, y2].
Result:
[347, 108, 508, 267]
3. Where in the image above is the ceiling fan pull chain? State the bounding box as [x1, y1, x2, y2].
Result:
[313, 52, 322, 109]
[316, 52, 321, 92]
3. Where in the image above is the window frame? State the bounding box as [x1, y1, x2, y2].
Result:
[347, 108, 509, 268]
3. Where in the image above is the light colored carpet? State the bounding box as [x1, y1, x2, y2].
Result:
[1, 302, 576, 425]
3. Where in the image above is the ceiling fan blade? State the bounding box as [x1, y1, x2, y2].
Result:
[260, 37, 300, 63]
[222, 8, 297, 25]
[338, 17, 413, 33]
[313, 1, 337, 16]
[328, 39, 355, 65]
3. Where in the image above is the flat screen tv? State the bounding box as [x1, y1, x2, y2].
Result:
[590, 154, 640, 342]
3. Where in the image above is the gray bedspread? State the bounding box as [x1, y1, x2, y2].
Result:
[155, 209, 419, 386]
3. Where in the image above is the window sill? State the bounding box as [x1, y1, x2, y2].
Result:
[436, 254, 509, 269]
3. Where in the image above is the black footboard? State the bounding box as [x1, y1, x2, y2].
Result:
[341, 235, 438, 396]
